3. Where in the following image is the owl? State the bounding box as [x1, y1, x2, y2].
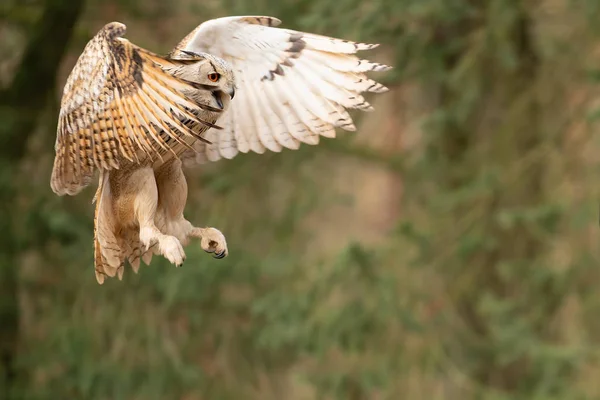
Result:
[50, 16, 392, 284]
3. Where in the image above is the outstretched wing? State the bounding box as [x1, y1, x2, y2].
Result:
[51, 22, 223, 196]
[172, 16, 391, 165]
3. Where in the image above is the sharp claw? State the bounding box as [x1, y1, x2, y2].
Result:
[213, 250, 226, 259]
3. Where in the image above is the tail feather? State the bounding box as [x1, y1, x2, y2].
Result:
[124, 229, 143, 274]
[93, 226, 107, 285]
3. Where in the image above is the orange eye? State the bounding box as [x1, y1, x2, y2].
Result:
[208, 73, 220, 82]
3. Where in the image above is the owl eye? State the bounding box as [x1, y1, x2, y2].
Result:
[207, 73, 220, 82]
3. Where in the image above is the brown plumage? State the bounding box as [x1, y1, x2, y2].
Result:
[51, 22, 230, 196]
[52, 22, 235, 284]
[51, 17, 391, 284]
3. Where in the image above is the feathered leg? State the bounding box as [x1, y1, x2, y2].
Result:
[154, 159, 228, 259]
[130, 166, 186, 267]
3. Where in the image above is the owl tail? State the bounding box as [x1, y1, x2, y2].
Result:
[92, 170, 153, 284]
[93, 170, 121, 284]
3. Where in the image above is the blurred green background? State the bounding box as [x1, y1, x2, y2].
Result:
[2, 0, 600, 398]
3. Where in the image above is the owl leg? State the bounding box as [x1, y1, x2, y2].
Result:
[131, 166, 186, 267]
[188, 227, 229, 259]
[153, 159, 228, 260]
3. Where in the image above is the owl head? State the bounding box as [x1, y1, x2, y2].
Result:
[166, 50, 236, 112]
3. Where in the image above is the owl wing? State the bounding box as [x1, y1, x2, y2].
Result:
[51, 22, 224, 196]
[172, 16, 391, 166]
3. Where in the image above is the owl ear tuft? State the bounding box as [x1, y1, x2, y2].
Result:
[169, 49, 209, 61]
[181, 50, 203, 58]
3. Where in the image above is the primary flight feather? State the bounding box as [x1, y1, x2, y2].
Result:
[51, 16, 391, 284]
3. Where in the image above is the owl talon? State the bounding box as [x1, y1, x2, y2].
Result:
[140, 225, 186, 267]
[191, 227, 228, 259]
[213, 250, 226, 259]
[160, 236, 186, 267]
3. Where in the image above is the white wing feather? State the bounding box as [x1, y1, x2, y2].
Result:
[173, 15, 391, 163]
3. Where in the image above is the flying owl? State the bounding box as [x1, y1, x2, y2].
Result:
[50, 16, 391, 284]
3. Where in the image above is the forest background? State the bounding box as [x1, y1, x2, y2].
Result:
[2, 0, 600, 399]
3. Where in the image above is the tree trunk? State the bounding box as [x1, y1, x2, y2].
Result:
[0, 0, 85, 397]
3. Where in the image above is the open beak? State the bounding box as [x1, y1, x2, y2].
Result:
[212, 91, 224, 109]
[228, 87, 235, 100]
